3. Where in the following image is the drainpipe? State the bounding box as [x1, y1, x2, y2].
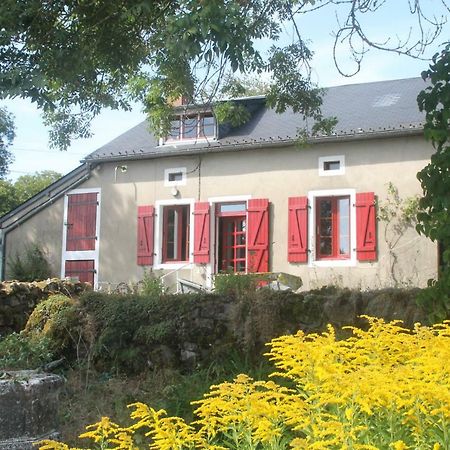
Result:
[0, 229, 4, 281]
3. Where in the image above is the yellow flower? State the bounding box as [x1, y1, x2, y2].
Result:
[391, 440, 408, 450]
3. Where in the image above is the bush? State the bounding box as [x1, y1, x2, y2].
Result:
[0, 332, 53, 369]
[39, 317, 450, 450]
[139, 270, 167, 297]
[214, 272, 260, 296]
[24, 294, 82, 356]
[8, 243, 52, 281]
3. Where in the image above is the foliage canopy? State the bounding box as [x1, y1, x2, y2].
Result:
[0, 170, 61, 217]
[416, 43, 450, 321]
[0, 0, 446, 149]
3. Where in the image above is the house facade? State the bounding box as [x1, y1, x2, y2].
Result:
[0, 78, 437, 290]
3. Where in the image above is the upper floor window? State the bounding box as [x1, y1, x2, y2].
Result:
[165, 113, 216, 143]
[319, 155, 345, 176]
[164, 167, 187, 186]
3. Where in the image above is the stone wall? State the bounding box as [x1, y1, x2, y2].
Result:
[0, 371, 63, 450]
[78, 287, 428, 373]
[0, 279, 91, 335]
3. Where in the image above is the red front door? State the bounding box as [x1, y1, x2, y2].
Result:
[218, 216, 246, 272]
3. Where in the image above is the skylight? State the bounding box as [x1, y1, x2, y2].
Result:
[372, 94, 401, 108]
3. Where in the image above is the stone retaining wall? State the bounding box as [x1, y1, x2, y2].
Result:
[0, 279, 91, 335]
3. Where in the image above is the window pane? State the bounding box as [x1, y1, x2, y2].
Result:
[220, 203, 246, 214]
[166, 209, 176, 259]
[182, 116, 198, 139]
[338, 198, 350, 255]
[168, 172, 183, 182]
[200, 115, 215, 138]
[236, 247, 246, 259]
[163, 205, 190, 262]
[324, 160, 340, 171]
[168, 119, 180, 140]
[319, 199, 332, 219]
[320, 237, 332, 255]
[317, 199, 333, 257]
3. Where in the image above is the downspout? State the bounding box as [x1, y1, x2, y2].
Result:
[0, 229, 4, 281]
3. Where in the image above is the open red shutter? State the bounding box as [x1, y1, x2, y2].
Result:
[355, 192, 377, 261]
[137, 205, 154, 265]
[247, 198, 269, 273]
[193, 202, 210, 264]
[65, 260, 95, 285]
[288, 196, 308, 262]
[66, 193, 98, 251]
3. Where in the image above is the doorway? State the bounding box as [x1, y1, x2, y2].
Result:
[216, 202, 247, 273]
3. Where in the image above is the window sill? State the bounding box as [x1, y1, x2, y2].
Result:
[153, 262, 193, 270]
[309, 258, 356, 268]
[160, 137, 216, 147]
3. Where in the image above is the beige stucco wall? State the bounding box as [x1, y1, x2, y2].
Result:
[3, 134, 437, 290]
[4, 197, 65, 279]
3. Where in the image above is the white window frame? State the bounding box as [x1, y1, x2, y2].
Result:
[206, 195, 252, 287]
[154, 198, 195, 270]
[308, 188, 356, 268]
[60, 187, 101, 289]
[318, 155, 345, 176]
[164, 167, 187, 187]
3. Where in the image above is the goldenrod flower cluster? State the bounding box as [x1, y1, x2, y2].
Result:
[39, 317, 450, 449]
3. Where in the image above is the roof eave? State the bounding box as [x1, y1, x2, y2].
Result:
[82, 127, 424, 164]
[0, 163, 93, 230]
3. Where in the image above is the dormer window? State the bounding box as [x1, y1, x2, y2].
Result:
[164, 113, 216, 143]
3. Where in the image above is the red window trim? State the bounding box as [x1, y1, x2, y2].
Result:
[162, 204, 190, 263]
[315, 196, 350, 260]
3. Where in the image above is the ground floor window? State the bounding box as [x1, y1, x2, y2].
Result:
[162, 204, 190, 262]
[316, 196, 350, 260]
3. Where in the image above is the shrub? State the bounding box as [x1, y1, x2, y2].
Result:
[39, 317, 450, 450]
[24, 294, 82, 356]
[139, 269, 167, 297]
[0, 332, 53, 369]
[214, 272, 260, 296]
[8, 243, 52, 281]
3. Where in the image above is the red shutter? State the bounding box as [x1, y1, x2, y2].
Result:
[288, 196, 308, 262]
[193, 202, 210, 264]
[247, 198, 269, 273]
[137, 205, 155, 265]
[66, 193, 98, 251]
[355, 192, 377, 261]
[65, 260, 95, 285]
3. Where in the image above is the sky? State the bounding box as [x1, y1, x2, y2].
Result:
[4, 1, 449, 181]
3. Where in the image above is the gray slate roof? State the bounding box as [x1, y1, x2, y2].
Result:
[84, 77, 427, 163]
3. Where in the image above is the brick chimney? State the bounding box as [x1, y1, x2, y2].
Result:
[170, 95, 190, 107]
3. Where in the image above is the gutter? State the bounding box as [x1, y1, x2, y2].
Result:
[83, 127, 424, 165]
[0, 166, 92, 281]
